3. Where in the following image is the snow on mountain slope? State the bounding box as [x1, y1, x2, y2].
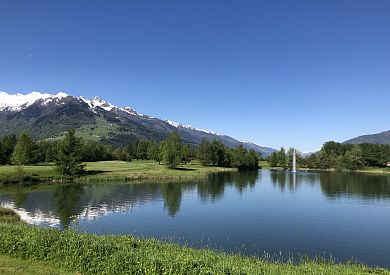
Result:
[165, 120, 221, 135]
[0, 91, 274, 154]
[0, 91, 68, 111]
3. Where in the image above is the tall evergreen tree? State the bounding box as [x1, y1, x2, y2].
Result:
[11, 132, 34, 165]
[55, 129, 85, 178]
[269, 152, 278, 167]
[0, 141, 5, 165]
[136, 140, 148, 160]
[147, 140, 159, 162]
[2, 134, 17, 164]
[124, 142, 136, 161]
[277, 147, 287, 169]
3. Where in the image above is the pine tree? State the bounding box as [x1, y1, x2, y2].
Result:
[2, 134, 17, 164]
[55, 129, 85, 178]
[277, 147, 287, 169]
[0, 141, 5, 165]
[147, 140, 159, 162]
[269, 152, 278, 167]
[11, 132, 34, 165]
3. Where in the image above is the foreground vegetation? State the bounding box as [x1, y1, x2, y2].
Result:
[0, 254, 74, 275]
[0, 208, 388, 275]
[0, 160, 235, 184]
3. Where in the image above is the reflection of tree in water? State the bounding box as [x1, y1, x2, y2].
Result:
[12, 189, 28, 208]
[320, 173, 390, 200]
[161, 182, 182, 217]
[198, 170, 259, 201]
[270, 171, 287, 191]
[270, 171, 322, 192]
[53, 184, 83, 228]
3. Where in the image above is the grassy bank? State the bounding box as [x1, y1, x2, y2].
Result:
[261, 161, 390, 174]
[0, 208, 388, 274]
[0, 160, 236, 184]
[0, 255, 74, 275]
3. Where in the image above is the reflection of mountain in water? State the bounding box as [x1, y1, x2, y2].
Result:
[1, 170, 388, 228]
[0, 183, 164, 228]
[0, 171, 259, 227]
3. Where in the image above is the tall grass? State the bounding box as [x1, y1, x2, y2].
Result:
[0, 208, 388, 275]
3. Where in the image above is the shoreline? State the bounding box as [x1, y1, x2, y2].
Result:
[0, 208, 388, 274]
[264, 166, 390, 175]
[0, 160, 237, 185]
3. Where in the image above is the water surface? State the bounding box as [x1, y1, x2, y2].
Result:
[1, 170, 389, 268]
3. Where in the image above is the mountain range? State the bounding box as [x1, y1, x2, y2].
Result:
[343, 130, 390, 145]
[0, 91, 276, 156]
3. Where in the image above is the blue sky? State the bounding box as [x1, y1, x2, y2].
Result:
[0, 1, 389, 152]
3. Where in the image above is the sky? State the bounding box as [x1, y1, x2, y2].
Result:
[0, 1, 389, 152]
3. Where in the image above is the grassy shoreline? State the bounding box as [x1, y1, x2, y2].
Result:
[1, 160, 389, 186]
[0, 160, 236, 185]
[0, 208, 388, 275]
[260, 162, 390, 174]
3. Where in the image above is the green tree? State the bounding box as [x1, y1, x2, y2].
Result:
[0, 140, 5, 165]
[158, 140, 167, 165]
[113, 147, 124, 160]
[55, 129, 85, 178]
[136, 140, 148, 160]
[343, 145, 364, 171]
[277, 147, 287, 169]
[162, 132, 183, 169]
[231, 144, 247, 168]
[182, 144, 191, 164]
[197, 138, 212, 166]
[11, 132, 34, 165]
[124, 142, 136, 161]
[147, 140, 159, 162]
[1, 134, 17, 164]
[315, 150, 332, 169]
[269, 152, 278, 167]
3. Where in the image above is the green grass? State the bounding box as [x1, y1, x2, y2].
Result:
[0, 254, 75, 275]
[359, 166, 390, 173]
[0, 160, 236, 184]
[262, 161, 390, 174]
[0, 208, 388, 275]
[0, 208, 21, 223]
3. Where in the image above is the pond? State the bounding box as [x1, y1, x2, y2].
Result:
[1, 169, 389, 268]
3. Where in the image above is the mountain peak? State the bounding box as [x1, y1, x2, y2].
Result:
[0, 91, 276, 155]
[0, 91, 68, 111]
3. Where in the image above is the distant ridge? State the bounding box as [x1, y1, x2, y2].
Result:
[0, 91, 276, 156]
[343, 130, 390, 145]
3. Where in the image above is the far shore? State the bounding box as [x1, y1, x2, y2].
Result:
[0, 160, 237, 185]
[260, 161, 390, 174]
[1, 160, 389, 186]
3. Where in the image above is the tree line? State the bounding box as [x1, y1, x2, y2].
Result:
[0, 130, 261, 177]
[267, 141, 390, 171]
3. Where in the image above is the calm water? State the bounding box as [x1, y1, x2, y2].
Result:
[1, 170, 390, 268]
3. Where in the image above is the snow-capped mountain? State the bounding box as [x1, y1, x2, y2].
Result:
[0, 91, 276, 155]
[0, 91, 68, 111]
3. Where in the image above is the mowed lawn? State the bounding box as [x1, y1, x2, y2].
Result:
[0, 160, 236, 184]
